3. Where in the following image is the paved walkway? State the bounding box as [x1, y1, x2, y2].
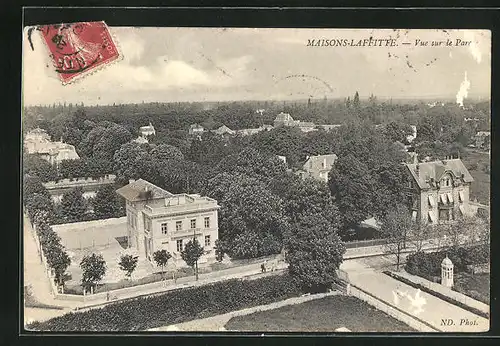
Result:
[341, 259, 489, 332]
[23, 214, 79, 322]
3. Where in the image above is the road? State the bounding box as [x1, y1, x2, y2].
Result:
[341, 256, 489, 332]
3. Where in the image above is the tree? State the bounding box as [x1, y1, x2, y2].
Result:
[153, 249, 172, 278]
[380, 204, 412, 271]
[92, 185, 123, 219]
[149, 144, 184, 162]
[80, 253, 107, 293]
[25, 192, 57, 224]
[181, 238, 205, 280]
[23, 154, 58, 182]
[118, 254, 139, 279]
[60, 187, 87, 222]
[408, 220, 430, 253]
[203, 173, 288, 259]
[285, 211, 346, 293]
[49, 246, 71, 288]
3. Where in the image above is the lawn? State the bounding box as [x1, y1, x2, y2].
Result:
[462, 150, 490, 205]
[453, 272, 490, 305]
[224, 295, 416, 332]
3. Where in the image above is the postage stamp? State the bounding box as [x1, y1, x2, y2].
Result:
[35, 21, 120, 85]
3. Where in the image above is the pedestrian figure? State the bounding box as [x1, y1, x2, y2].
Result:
[261, 263, 266, 273]
[106, 292, 110, 302]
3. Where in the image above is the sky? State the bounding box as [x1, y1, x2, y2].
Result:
[23, 27, 491, 105]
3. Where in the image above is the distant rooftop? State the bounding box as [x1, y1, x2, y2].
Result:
[116, 179, 173, 202]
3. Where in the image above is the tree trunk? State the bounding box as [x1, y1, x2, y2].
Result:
[195, 262, 199, 281]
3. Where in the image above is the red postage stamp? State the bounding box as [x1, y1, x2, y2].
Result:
[36, 21, 120, 84]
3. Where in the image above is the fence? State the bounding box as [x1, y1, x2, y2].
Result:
[348, 285, 439, 332]
[345, 238, 386, 249]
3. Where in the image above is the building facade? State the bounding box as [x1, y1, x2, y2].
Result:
[44, 175, 116, 203]
[298, 154, 338, 182]
[189, 124, 205, 135]
[116, 179, 220, 268]
[139, 122, 156, 137]
[405, 158, 474, 225]
[24, 128, 80, 166]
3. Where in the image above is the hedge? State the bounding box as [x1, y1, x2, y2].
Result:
[27, 273, 302, 331]
[405, 245, 489, 280]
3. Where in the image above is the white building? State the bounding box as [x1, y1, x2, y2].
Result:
[139, 122, 156, 137]
[116, 179, 220, 268]
[24, 128, 80, 166]
[298, 154, 338, 183]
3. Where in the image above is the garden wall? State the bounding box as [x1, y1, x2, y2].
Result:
[52, 217, 127, 249]
[348, 285, 438, 332]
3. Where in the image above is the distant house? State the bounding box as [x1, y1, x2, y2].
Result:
[189, 124, 205, 135]
[273, 112, 296, 127]
[140, 122, 156, 137]
[237, 125, 274, 136]
[273, 112, 318, 132]
[132, 136, 149, 144]
[277, 155, 287, 166]
[474, 131, 491, 149]
[24, 128, 80, 166]
[406, 125, 417, 143]
[213, 125, 235, 136]
[405, 157, 475, 225]
[317, 124, 341, 132]
[299, 154, 338, 183]
[44, 175, 116, 203]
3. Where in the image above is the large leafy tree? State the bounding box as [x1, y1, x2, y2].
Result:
[25, 192, 57, 224]
[48, 246, 71, 287]
[23, 154, 58, 182]
[60, 187, 87, 223]
[80, 253, 107, 293]
[92, 184, 123, 219]
[249, 127, 304, 167]
[215, 147, 287, 183]
[181, 238, 205, 280]
[285, 211, 346, 293]
[149, 143, 184, 162]
[204, 173, 289, 259]
[328, 122, 407, 231]
[113, 142, 154, 185]
[380, 204, 412, 271]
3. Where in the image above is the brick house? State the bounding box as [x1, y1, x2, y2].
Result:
[116, 179, 220, 268]
[405, 158, 474, 225]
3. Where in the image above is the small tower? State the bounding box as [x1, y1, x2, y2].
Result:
[441, 255, 454, 288]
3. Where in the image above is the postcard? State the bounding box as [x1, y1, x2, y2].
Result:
[22, 25, 491, 333]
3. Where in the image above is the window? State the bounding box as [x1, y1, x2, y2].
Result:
[428, 195, 436, 207]
[161, 223, 168, 235]
[458, 191, 464, 202]
[190, 219, 197, 229]
[205, 235, 211, 247]
[204, 217, 210, 228]
[176, 239, 183, 252]
[176, 221, 182, 231]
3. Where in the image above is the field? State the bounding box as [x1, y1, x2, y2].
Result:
[453, 272, 490, 305]
[462, 150, 490, 205]
[224, 295, 416, 332]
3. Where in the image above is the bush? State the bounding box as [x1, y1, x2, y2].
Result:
[27, 273, 302, 331]
[405, 245, 489, 279]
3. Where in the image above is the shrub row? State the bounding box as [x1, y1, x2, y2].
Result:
[24, 182, 71, 286]
[27, 273, 302, 331]
[405, 245, 489, 280]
